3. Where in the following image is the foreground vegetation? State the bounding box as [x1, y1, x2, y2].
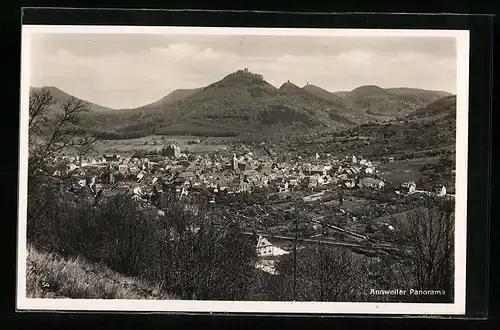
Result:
[27, 244, 173, 299]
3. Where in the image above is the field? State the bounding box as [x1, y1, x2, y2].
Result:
[93, 135, 232, 155]
[370, 211, 412, 233]
[378, 156, 440, 186]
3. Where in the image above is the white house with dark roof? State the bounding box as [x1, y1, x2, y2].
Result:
[256, 235, 289, 257]
[433, 184, 447, 197]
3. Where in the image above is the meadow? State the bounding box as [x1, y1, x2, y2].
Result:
[92, 135, 231, 155]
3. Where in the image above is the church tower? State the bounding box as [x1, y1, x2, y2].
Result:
[232, 153, 238, 171]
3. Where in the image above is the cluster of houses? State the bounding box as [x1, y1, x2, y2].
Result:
[51, 145, 391, 203]
[333, 155, 385, 190]
[396, 180, 448, 197]
[51, 143, 454, 208]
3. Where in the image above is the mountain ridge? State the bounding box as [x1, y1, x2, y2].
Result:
[30, 70, 454, 138]
[30, 86, 117, 113]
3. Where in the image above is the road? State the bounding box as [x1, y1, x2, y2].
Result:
[413, 190, 456, 198]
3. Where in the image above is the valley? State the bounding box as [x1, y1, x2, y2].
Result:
[27, 68, 457, 302]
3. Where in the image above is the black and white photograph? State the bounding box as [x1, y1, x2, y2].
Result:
[17, 25, 469, 314]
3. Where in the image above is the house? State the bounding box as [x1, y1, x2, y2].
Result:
[161, 144, 181, 158]
[133, 186, 142, 195]
[228, 182, 240, 194]
[95, 183, 112, 192]
[277, 181, 289, 193]
[118, 164, 129, 175]
[256, 235, 289, 257]
[103, 154, 120, 162]
[345, 180, 357, 188]
[433, 184, 447, 196]
[177, 171, 195, 181]
[175, 186, 189, 199]
[239, 181, 252, 193]
[305, 165, 325, 176]
[129, 166, 140, 175]
[255, 259, 278, 275]
[288, 178, 299, 189]
[302, 176, 318, 189]
[322, 175, 332, 185]
[217, 180, 229, 192]
[137, 171, 146, 182]
[303, 191, 325, 202]
[401, 181, 417, 194]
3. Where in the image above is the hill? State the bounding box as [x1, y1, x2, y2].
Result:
[307, 94, 456, 161]
[302, 84, 346, 104]
[29, 86, 116, 113]
[89, 70, 359, 139]
[406, 95, 457, 120]
[385, 88, 454, 108]
[279, 81, 310, 96]
[342, 85, 412, 117]
[139, 87, 203, 109]
[161, 72, 357, 132]
[26, 245, 175, 299]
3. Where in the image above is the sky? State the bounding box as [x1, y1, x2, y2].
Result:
[29, 32, 457, 109]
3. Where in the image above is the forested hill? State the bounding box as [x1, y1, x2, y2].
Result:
[30, 71, 453, 140]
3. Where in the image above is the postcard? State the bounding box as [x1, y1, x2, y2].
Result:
[17, 25, 469, 314]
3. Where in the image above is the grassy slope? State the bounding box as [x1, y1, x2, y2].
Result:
[26, 245, 175, 299]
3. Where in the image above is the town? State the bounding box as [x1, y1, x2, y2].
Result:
[50, 140, 450, 275]
[63, 143, 386, 200]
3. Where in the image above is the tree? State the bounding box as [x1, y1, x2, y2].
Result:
[152, 193, 257, 300]
[382, 195, 455, 302]
[27, 88, 100, 226]
[28, 89, 98, 177]
[273, 244, 372, 302]
[337, 185, 344, 206]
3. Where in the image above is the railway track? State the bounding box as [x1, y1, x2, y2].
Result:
[241, 231, 402, 253]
